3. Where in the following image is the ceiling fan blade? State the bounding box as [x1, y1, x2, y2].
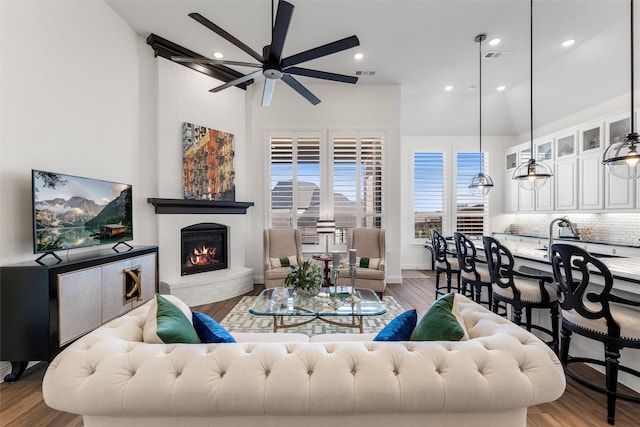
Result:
[172, 57, 262, 68]
[262, 78, 277, 107]
[189, 12, 264, 63]
[269, 0, 294, 63]
[285, 67, 358, 84]
[209, 69, 262, 92]
[281, 35, 360, 68]
[281, 74, 321, 105]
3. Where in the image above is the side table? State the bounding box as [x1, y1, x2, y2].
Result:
[312, 254, 333, 286]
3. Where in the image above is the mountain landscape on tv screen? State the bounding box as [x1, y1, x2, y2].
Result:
[34, 171, 132, 252]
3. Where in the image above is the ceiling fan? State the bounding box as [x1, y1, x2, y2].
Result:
[172, 0, 360, 106]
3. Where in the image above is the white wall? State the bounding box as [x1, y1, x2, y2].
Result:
[154, 58, 247, 282]
[0, 0, 157, 381]
[0, 0, 156, 265]
[244, 82, 402, 284]
[400, 135, 515, 269]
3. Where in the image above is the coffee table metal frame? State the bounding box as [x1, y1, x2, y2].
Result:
[249, 287, 386, 333]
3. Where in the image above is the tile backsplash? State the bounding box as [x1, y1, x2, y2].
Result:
[512, 213, 640, 247]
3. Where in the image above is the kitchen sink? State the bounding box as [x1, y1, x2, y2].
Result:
[534, 248, 625, 259]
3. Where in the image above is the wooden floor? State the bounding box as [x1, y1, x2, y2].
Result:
[1, 271, 639, 427]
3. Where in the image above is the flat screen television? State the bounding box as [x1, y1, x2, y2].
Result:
[32, 169, 133, 255]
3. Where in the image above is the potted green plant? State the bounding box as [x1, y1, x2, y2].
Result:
[284, 259, 324, 297]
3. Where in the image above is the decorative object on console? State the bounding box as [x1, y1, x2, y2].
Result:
[182, 122, 235, 201]
[468, 34, 494, 196]
[171, 0, 360, 106]
[31, 169, 133, 261]
[284, 259, 323, 297]
[602, 0, 640, 179]
[512, 0, 553, 190]
[316, 219, 336, 255]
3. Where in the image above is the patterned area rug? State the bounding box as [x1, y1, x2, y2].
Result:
[220, 296, 405, 336]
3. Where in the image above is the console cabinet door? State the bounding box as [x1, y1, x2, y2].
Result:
[58, 268, 102, 346]
[133, 253, 157, 309]
[101, 259, 134, 323]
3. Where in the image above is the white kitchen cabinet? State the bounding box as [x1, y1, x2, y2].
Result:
[504, 170, 518, 212]
[555, 159, 578, 210]
[605, 171, 635, 209]
[579, 153, 604, 210]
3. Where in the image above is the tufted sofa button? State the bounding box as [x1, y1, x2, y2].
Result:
[307, 370, 313, 376]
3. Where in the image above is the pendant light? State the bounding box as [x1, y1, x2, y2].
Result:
[602, 0, 640, 179]
[512, 0, 553, 190]
[469, 34, 495, 196]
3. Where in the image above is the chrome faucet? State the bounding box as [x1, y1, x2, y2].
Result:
[548, 216, 579, 259]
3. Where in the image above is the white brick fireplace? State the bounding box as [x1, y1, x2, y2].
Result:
[156, 211, 253, 306]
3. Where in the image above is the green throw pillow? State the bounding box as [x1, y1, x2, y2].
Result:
[143, 294, 201, 344]
[410, 293, 465, 341]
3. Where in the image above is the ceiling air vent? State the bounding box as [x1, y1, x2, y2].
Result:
[356, 70, 376, 76]
[484, 51, 510, 59]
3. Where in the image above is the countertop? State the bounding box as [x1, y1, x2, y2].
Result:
[488, 239, 640, 285]
[493, 232, 640, 249]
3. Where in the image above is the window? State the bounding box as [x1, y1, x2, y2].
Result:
[332, 134, 384, 243]
[268, 131, 385, 246]
[269, 133, 321, 244]
[413, 152, 445, 239]
[456, 152, 489, 237]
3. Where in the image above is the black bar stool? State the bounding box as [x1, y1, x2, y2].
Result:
[431, 229, 461, 297]
[550, 243, 640, 425]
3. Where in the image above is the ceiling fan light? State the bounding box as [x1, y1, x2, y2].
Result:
[513, 159, 552, 190]
[469, 173, 494, 196]
[602, 132, 640, 178]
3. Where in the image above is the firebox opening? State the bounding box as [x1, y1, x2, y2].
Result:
[181, 223, 228, 276]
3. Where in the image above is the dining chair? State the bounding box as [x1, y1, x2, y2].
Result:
[431, 229, 461, 297]
[482, 236, 559, 353]
[550, 243, 640, 425]
[453, 232, 492, 310]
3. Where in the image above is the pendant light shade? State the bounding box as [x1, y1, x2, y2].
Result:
[469, 34, 494, 196]
[513, 0, 552, 190]
[602, 0, 640, 179]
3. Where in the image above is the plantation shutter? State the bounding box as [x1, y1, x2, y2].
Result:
[456, 152, 488, 237]
[332, 134, 384, 243]
[269, 134, 321, 244]
[413, 152, 445, 239]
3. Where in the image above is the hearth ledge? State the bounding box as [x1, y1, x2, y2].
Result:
[160, 267, 254, 306]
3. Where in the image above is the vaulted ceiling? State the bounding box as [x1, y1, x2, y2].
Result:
[106, 0, 630, 136]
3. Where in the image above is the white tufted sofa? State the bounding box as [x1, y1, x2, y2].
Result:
[43, 294, 565, 427]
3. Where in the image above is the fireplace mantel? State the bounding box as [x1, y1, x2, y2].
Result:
[147, 198, 254, 215]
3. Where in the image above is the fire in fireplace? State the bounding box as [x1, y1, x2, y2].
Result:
[181, 223, 228, 276]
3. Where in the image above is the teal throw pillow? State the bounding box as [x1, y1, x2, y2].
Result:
[155, 294, 201, 344]
[374, 309, 417, 341]
[192, 311, 236, 343]
[410, 293, 465, 341]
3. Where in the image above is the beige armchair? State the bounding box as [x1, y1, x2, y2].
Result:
[263, 229, 304, 288]
[339, 228, 386, 295]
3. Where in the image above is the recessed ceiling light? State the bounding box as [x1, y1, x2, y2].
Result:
[213, 52, 224, 59]
[444, 85, 453, 92]
[488, 38, 501, 46]
[354, 52, 364, 60]
[561, 39, 575, 47]
[497, 85, 506, 92]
